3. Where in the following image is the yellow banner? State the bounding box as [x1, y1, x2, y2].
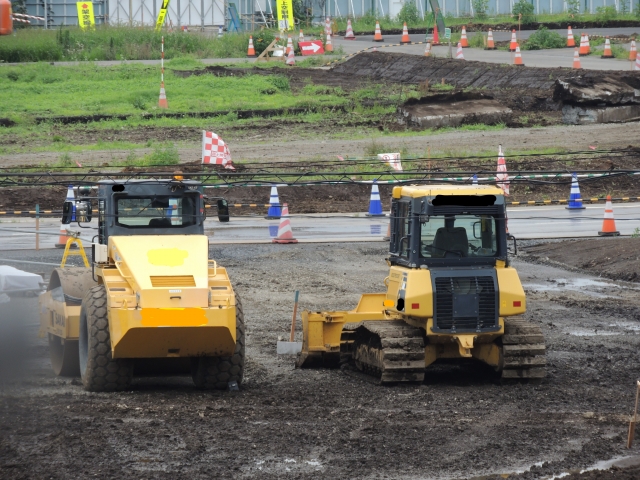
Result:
[155, 0, 171, 32]
[76, 2, 95, 30]
[276, 0, 294, 31]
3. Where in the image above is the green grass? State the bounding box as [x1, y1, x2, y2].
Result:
[121, 143, 180, 167]
[589, 42, 630, 59]
[0, 26, 349, 63]
[0, 26, 259, 62]
[0, 62, 362, 120]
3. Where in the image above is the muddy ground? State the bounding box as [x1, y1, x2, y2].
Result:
[1, 241, 640, 479]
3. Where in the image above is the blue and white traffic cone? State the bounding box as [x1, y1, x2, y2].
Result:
[265, 186, 281, 219]
[566, 173, 585, 210]
[366, 183, 384, 216]
[472, 174, 478, 185]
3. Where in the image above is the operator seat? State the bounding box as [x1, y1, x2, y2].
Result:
[432, 227, 469, 258]
[149, 218, 172, 228]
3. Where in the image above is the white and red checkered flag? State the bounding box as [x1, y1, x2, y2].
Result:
[496, 144, 509, 196]
[202, 130, 235, 170]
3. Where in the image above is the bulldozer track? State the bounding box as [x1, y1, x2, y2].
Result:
[501, 319, 547, 381]
[342, 321, 425, 384]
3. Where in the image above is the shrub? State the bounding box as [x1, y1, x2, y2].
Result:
[512, 0, 536, 24]
[397, 2, 420, 24]
[595, 5, 617, 26]
[522, 26, 565, 50]
[468, 33, 486, 48]
[566, 0, 580, 15]
[269, 75, 290, 91]
[253, 30, 276, 57]
[472, 0, 489, 19]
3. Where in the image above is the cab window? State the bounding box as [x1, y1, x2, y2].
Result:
[115, 195, 198, 228]
[420, 215, 497, 258]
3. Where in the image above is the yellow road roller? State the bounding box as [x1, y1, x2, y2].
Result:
[39, 178, 244, 391]
[297, 184, 545, 383]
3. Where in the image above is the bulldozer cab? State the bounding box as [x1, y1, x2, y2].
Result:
[388, 185, 508, 269]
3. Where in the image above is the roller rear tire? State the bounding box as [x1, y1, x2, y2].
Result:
[79, 285, 133, 392]
[192, 295, 245, 390]
[49, 334, 80, 377]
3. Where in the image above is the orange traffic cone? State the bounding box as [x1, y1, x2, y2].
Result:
[567, 26, 575, 47]
[432, 24, 441, 45]
[286, 48, 295, 66]
[602, 37, 613, 58]
[585, 33, 591, 54]
[572, 47, 581, 68]
[373, 20, 383, 42]
[485, 29, 496, 50]
[325, 33, 333, 52]
[514, 45, 524, 66]
[579, 33, 588, 56]
[630, 40, 637, 61]
[400, 22, 411, 44]
[299, 30, 304, 42]
[460, 25, 469, 47]
[424, 42, 431, 56]
[286, 35, 293, 55]
[158, 82, 168, 109]
[598, 196, 620, 236]
[509, 29, 518, 51]
[247, 35, 256, 57]
[456, 42, 464, 59]
[344, 19, 356, 40]
[272, 204, 298, 244]
[55, 224, 72, 248]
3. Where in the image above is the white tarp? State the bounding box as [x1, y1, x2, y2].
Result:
[0, 266, 43, 293]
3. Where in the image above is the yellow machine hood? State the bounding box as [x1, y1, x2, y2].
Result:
[109, 235, 209, 308]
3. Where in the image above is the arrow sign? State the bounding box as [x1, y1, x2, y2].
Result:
[298, 41, 325, 56]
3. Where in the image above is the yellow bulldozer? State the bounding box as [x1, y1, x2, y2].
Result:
[297, 184, 546, 383]
[39, 178, 244, 391]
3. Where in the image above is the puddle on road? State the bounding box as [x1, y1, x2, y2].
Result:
[546, 454, 640, 479]
[464, 455, 640, 480]
[523, 277, 638, 299]
[566, 328, 620, 337]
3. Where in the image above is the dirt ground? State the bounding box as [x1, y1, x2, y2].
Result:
[1, 122, 638, 170]
[2, 241, 640, 479]
[523, 237, 640, 282]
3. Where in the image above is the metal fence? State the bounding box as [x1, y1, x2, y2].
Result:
[17, 0, 635, 28]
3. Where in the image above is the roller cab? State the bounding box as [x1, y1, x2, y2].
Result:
[298, 185, 545, 383]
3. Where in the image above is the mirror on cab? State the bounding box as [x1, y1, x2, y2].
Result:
[62, 200, 92, 224]
[217, 199, 230, 223]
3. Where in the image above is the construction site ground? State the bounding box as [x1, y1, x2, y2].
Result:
[2, 240, 640, 479]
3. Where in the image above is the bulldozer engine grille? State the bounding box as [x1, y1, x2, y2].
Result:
[434, 276, 497, 332]
[150, 275, 196, 287]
